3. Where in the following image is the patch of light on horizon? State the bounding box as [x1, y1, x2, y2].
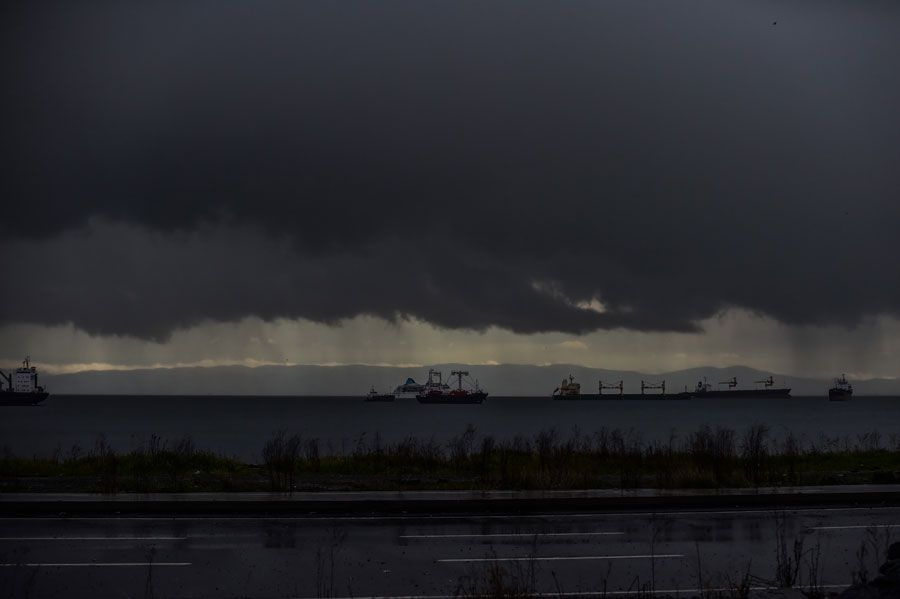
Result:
[558, 340, 589, 350]
[3, 310, 900, 380]
[3, 359, 427, 375]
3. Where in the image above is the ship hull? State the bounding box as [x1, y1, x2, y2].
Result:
[0, 391, 49, 406]
[417, 392, 487, 404]
[364, 395, 395, 402]
[828, 389, 852, 401]
[393, 388, 425, 399]
[691, 388, 791, 399]
[554, 393, 691, 401]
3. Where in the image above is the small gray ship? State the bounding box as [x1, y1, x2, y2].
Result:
[0, 357, 49, 406]
[364, 386, 395, 402]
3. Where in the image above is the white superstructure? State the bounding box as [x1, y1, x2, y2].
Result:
[393, 377, 425, 399]
[14, 367, 37, 392]
[1, 356, 47, 399]
[0, 357, 48, 405]
[13, 356, 40, 392]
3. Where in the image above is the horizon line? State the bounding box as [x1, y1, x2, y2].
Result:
[25, 361, 897, 382]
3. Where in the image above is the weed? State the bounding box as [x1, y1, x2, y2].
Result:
[3, 423, 900, 494]
[261, 430, 302, 492]
[454, 548, 537, 598]
[773, 511, 804, 587]
[741, 424, 770, 486]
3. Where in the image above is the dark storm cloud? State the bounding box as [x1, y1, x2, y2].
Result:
[3, 221, 687, 339]
[2, 1, 900, 338]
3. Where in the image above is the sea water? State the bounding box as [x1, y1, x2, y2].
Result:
[1, 395, 897, 461]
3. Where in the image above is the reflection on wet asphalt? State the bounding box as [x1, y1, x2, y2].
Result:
[1, 506, 898, 597]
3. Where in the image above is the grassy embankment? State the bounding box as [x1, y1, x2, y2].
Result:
[1, 425, 898, 493]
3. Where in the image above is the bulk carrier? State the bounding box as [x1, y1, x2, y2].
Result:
[551, 374, 791, 400]
[690, 376, 790, 399]
[552, 375, 690, 400]
[0, 357, 49, 406]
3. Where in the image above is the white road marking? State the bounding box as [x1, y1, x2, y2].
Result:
[0, 536, 186, 541]
[286, 584, 847, 599]
[401, 532, 623, 539]
[0, 562, 191, 567]
[811, 524, 900, 530]
[0, 505, 894, 522]
[439, 553, 684, 563]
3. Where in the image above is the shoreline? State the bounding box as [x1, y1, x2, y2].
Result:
[2, 424, 899, 494]
[3, 484, 900, 515]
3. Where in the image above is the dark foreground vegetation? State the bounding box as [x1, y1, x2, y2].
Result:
[1, 424, 898, 493]
[450, 531, 900, 599]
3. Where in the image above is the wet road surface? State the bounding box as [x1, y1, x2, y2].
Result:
[2, 505, 899, 597]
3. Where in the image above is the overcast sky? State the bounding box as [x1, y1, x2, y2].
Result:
[2, 1, 899, 379]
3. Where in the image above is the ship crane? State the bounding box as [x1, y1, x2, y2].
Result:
[426, 369, 443, 386]
[641, 380, 666, 395]
[754, 376, 775, 388]
[450, 370, 470, 391]
[718, 377, 738, 389]
[598, 380, 623, 395]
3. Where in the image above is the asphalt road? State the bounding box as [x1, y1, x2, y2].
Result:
[1, 505, 898, 598]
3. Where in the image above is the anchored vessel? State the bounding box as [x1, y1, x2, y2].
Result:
[364, 386, 395, 402]
[552, 375, 690, 400]
[690, 376, 790, 399]
[828, 374, 853, 401]
[392, 377, 425, 399]
[417, 369, 487, 404]
[0, 357, 49, 406]
[553, 375, 582, 397]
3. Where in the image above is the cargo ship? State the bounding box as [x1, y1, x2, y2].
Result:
[417, 369, 487, 404]
[0, 357, 49, 406]
[552, 375, 690, 400]
[690, 376, 790, 399]
[828, 374, 853, 401]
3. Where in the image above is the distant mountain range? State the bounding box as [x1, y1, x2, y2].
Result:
[43, 363, 900, 396]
